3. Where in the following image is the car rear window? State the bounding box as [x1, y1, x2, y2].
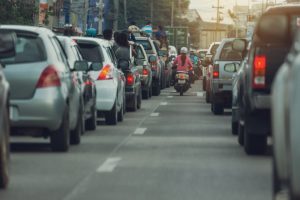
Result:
[220, 42, 243, 61]
[76, 42, 103, 63]
[0, 34, 46, 64]
[136, 40, 152, 51]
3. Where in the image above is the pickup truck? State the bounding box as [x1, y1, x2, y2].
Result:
[237, 5, 296, 155]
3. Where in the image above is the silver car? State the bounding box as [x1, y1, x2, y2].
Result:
[0, 25, 86, 152]
[73, 37, 125, 125]
[0, 30, 16, 189]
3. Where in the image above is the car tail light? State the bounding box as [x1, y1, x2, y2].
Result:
[142, 69, 149, 76]
[98, 65, 113, 80]
[126, 74, 134, 85]
[213, 64, 219, 78]
[36, 65, 61, 88]
[253, 55, 266, 89]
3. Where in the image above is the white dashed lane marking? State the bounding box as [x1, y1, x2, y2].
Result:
[133, 128, 147, 135]
[160, 102, 168, 106]
[96, 157, 122, 173]
[150, 112, 160, 117]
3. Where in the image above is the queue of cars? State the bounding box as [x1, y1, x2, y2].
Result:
[202, 4, 300, 200]
[0, 25, 173, 189]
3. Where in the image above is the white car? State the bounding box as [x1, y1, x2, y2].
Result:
[73, 37, 125, 125]
[271, 30, 300, 199]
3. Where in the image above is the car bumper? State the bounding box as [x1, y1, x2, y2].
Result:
[95, 79, 118, 111]
[10, 88, 66, 132]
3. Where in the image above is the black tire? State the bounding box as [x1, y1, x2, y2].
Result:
[152, 83, 160, 96]
[137, 89, 142, 109]
[203, 77, 206, 91]
[212, 103, 224, 115]
[51, 106, 70, 152]
[70, 107, 83, 145]
[149, 85, 152, 98]
[118, 102, 124, 122]
[206, 90, 210, 103]
[238, 123, 244, 146]
[105, 101, 118, 125]
[273, 156, 281, 199]
[85, 105, 97, 131]
[244, 125, 267, 155]
[180, 87, 183, 96]
[0, 106, 9, 189]
[142, 88, 150, 100]
[232, 121, 238, 135]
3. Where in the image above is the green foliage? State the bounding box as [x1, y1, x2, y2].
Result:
[0, 0, 37, 25]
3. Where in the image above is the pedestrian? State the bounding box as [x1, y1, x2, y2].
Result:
[115, 32, 131, 62]
[103, 29, 113, 41]
[141, 21, 153, 37]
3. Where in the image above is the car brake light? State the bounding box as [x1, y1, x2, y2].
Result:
[142, 69, 149, 76]
[126, 74, 134, 85]
[98, 65, 113, 80]
[253, 55, 266, 89]
[213, 64, 219, 78]
[36, 65, 61, 88]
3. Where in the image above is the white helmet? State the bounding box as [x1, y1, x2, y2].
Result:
[180, 47, 188, 54]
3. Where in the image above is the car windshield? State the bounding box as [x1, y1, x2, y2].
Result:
[0, 34, 46, 64]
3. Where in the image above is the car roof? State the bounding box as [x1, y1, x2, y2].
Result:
[72, 36, 113, 47]
[265, 3, 300, 14]
[0, 25, 54, 36]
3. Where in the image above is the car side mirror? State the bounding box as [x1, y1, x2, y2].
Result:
[148, 55, 157, 63]
[90, 62, 103, 71]
[118, 59, 130, 71]
[0, 30, 17, 59]
[74, 61, 89, 71]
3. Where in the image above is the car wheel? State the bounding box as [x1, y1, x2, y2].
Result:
[238, 123, 244, 146]
[51, 105, 70, 152]
[0, 106, 9, 189]
[273, 156, 281, 199]
[137, 89, 142, 109]
[70, 106, 83, 145]
[149, 85, 152, 98]
[153, 81, 161, 96]
[244, 125, 267, 155]
[142, 88, 150, 100]
[105, 101, 118, 125]
[118, 102, 124, 122]
[212, 103, 224, 115]
[232, 121, 238, 135]
[85, 105, 97, 131]
[206, 90, 210, 103]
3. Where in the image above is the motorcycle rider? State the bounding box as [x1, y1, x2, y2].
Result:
[172, 47, 193, 86]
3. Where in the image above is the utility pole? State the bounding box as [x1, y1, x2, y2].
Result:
[98, 0, 104, 34]
[171, 0, 174, 27]
[83, 0, 89, 32]
[124, 0, 128, 25]
[113, 0, 119, 30]
[212, 0, 224, 41]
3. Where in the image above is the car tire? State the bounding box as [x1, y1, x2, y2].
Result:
[203, 77, 206, 91]
[0, 106, 9, 189]
[238, 123, 244, 146]
[149, 85, 152, 98]
[105, 101, 118, 125]
[212, 103, 224, 115]
[153, 81, 161, 96]
[232, 121, 238, 135]
[206, 90, 210, 103]
[118, 102, 124, 122]
[273, 156, 281, 199]
[142, 88, 150, 100]
[137, 89, 142, 109]
[244, 125, 267, 155]
[85, 105, 97, 131]
[51, 105, 70, 152]
[70, 106, 83, 145]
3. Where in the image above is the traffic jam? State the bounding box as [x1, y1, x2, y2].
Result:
[0, 1, 300, 200]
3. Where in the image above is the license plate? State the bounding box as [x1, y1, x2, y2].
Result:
[178, 80, 186, 84]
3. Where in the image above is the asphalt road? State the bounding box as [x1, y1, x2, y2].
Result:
[0, 81, 272, 200]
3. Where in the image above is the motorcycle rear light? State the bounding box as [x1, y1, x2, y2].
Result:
[85, 80, 93, 86]
[98, 65, 113, 80]
[253, 55, 266, 89]
[213, 64, 219, 78]
[36, 65, 61, 88]
[126, 74, 134, 85]
[142, 69, 149, 76]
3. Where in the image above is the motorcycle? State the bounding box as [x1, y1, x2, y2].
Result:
[174, 70, 190, 96]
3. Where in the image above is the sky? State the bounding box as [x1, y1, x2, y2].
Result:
[189, 0, 285, 24]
